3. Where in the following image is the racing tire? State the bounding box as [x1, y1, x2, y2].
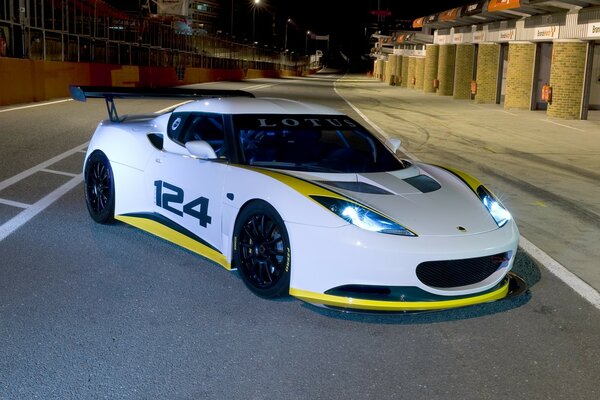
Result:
[84, 151, 115, 224]
[233, 201, 291, 298]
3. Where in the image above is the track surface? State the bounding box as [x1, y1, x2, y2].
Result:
[0, 74, 599, 399]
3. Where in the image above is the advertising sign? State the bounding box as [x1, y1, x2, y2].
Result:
[533, 26, 559, 40]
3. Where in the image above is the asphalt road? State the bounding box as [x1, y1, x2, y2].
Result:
[0, 74, 599, 399]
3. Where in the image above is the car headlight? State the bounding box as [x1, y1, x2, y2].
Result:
[477, 186, 511, 227]
[310, 196, 416, 236]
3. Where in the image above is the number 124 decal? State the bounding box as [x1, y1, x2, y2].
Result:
[154, 180, 212, 227]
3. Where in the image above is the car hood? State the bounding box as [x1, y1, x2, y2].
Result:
[281, 164, 499, 237]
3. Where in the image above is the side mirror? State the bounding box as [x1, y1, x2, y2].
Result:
[386, 138, 402, 153]
[185, 140, 217, 159]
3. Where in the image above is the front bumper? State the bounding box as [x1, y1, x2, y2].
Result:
[291, 272, 526, 312]
[286, 220, 520, 311]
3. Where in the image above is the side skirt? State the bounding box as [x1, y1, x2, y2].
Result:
[116, 213, 231, 270]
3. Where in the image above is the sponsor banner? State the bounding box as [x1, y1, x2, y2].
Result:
[453, 33, 464, 44]
[488, 0, 521, 12]
[413, 17, 424, 28]
[588, 22, 600, 38]
[435, 35, 450, 45]
[533, 26, 559, 40]
[472, 31, 486, 43]
[462, 2, 483, 17]
[498, 29, 516, 41]
[315, 34, 330, 41]
[157, 0, 189, 16]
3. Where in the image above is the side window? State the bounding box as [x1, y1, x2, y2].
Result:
[168, 113, 226, 157]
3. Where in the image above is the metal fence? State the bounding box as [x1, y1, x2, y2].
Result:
[0, 0, 305, 72]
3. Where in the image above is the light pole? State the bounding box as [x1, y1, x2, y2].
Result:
[252, 0, 261, 43]
[284, 18, 291, 51]
[305, 30, 310, 55]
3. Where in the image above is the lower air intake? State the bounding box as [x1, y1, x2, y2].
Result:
[416, 252, 509, 288]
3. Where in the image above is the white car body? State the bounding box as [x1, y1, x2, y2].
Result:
[76, 88, 520, 312]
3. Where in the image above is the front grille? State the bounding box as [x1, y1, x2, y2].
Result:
[416, 252, 509, 288]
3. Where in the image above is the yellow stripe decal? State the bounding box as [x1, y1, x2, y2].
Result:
[116, 215, 231, 270]
[289, 280, 509, 311]
[439, 165, 483, 194]
[236, 165, 347, 200]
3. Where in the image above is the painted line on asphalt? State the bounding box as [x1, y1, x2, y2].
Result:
[0, 99, 191, 242]
[41, 168, 79, 177]
[540, 119, 585, 132]
[0, 142, 89, 192]
[333, 81, 420, 161]
[0, 175, 83, 242]
[0, 99, 73, 113]
[242, 83, 275, 91]
[154, 100, 193, 114]
[334, 77, 600, 311]
[0, 198, 30, 209]
[520, 236, 600, 309]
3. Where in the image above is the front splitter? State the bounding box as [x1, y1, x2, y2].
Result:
[291, 272, 527, 313]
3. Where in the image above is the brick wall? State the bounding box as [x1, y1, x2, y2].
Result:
[453, 44, 475, 100]
[394, 55, 403, 85]
[475, 43, 500, 104]
[401, 56, 409, 87]
[438, 44, 456, 96]
[504, 43, 535, 110]
[548, 41, 588, 119]
[408, 57, 416, 89]
[424, 44, 439, 93]
[415, 57, 425, 90]
[385, 56, 397, 85]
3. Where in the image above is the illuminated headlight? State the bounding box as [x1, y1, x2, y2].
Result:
[477, 186, 511, 227]
[311, 196, 416, 236]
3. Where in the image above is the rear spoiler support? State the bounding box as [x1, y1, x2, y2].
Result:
[69, 85, 255, 123]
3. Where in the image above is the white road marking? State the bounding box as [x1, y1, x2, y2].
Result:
[520, 237, 600, 309]
[0, 142, 89, 192]
[0, 198, 30, 209]
[154, 100, 193, 114]
[333, 81, 420, 161]
[242, 83, 275, 91]
[0, 99, 73, 113]
[334, 77, 600, 310]
[0, 99, 190, 242]
[0, 175, 83, 242]
[40, 168, 79, 177]
[540, 119, 585, 132]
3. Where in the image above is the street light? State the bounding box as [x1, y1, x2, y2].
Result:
[284, 18, 292, 51]
[305, 30, 310, 55]
[252, 0, 261, 42]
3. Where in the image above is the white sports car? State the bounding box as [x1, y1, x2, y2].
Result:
[72, 86, 523, 312]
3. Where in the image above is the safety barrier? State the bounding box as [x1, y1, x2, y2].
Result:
[0, 58, 304, 106]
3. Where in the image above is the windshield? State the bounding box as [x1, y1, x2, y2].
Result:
[233, 114, 407, 173]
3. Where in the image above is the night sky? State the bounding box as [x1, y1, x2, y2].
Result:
[109, 0, 469, 61]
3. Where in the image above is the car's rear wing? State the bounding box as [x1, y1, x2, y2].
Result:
[69, 85, 255, 123]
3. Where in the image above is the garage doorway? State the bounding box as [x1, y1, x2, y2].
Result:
[582, 42, 600, 121]
[496, 44, 509, 104]
[532, 42, 553, 111]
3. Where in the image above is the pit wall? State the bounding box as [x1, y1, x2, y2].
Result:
[0, 58, 301, 106]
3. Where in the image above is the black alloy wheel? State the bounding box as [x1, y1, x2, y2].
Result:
[84, 151, 115, 224]
[234, 201, 291, 298]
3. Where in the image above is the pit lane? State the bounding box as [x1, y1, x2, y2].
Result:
[0, 75, 598, 399]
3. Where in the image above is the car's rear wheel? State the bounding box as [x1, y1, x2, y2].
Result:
[84, 151, 115, 224]
[234, 201, 291, 298]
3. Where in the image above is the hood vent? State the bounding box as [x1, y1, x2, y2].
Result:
[317, 181, 393, 195]
[403, 175, 441, 193]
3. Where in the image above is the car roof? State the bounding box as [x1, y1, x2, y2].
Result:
[173, 97, 343, 116]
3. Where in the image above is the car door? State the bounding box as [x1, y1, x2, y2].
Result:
[146, 113, 228, 254]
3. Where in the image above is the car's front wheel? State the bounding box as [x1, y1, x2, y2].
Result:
[84, 151, 115, 224]
[233, 201, 291, 298]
